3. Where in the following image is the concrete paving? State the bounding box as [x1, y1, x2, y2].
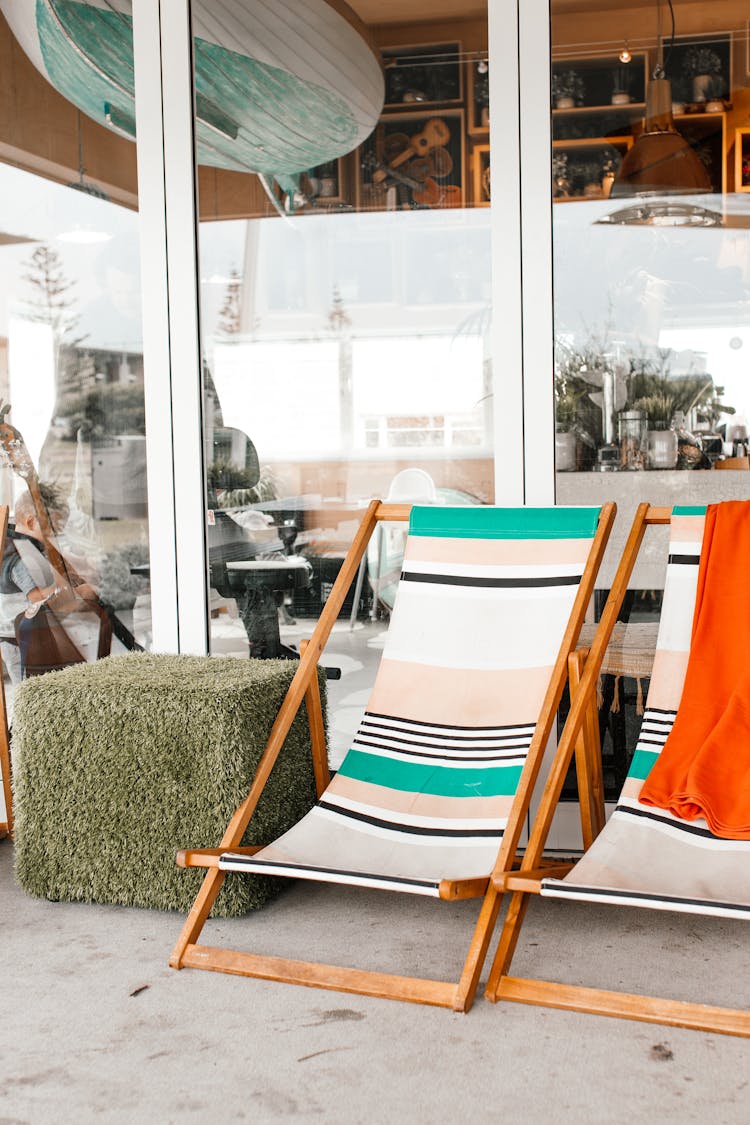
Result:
[2, 841, 749, 1124]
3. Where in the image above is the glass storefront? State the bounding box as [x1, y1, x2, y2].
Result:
[552, 3, 750, 484]
[0, 3, 152, 682]
[192, 2, 491, 760]
[551, 0, 750, 801]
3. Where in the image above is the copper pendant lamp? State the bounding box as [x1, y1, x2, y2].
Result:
[610, 0, 711, 199]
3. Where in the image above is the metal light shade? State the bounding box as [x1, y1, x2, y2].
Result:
[611, 78, 712, 197]
[1, 0, 384, 176]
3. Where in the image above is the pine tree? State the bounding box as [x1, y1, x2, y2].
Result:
[22, 243, 84, 346]
[217, 268, 242, 336]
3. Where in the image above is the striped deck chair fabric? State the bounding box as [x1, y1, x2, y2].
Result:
[219, 505, 603, 896]
[542, 504, 750, 920]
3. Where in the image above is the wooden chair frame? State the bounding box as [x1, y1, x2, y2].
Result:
[484, 503, 750, 1038]
[170, 499, 618, 1011]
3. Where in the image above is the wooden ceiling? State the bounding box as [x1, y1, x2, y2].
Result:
[350, 1, 485, 25]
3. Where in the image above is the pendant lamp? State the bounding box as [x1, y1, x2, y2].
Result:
[610, 0, 711, 199]
[0, 0, 384, 176]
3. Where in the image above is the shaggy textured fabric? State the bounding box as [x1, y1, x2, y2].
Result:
[12, 653, 324, 916]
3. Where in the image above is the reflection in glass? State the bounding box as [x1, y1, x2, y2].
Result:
[194, 8, 491, 765]
[552, 4, 750, 478]
[0, 164, 152, 681]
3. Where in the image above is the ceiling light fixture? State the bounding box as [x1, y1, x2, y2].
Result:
[618, 43, 632, 64]
[610, 0, 711, 201]
[58, 111, 113, 244]
[596, 201, 722, 228]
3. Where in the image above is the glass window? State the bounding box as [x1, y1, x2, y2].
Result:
[551, 0, 750, 797]
[0, 8, 151, 685]
[193, 1, 491, 762]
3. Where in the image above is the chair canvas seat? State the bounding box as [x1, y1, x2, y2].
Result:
[541, 506, 750, 921]
[220, 505, 599, 895]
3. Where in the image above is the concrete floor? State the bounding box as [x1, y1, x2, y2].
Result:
[2, 838, 749, 1124]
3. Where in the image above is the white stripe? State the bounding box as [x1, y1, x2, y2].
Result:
[345, 744, 525, 770]
[385, 582, 575, 671]
[540, 881, 750, 920]
[401, 560, 584, 580]
[358, 725, 532, 749]
[614, 803, 750, 851]
[360, 720, 533, 744]
[323, 792, 508, 832]
[218, 858, 441, 897]
[364, 716, 536, 739]
[313, 804, 503, 847]
[353, 737, 528, 762]
[654, 564, 700, 654]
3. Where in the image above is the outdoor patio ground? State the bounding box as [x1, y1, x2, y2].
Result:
[2, 839, 749, 1124]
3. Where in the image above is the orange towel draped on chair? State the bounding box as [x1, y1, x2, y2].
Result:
[639, 500, 750, 839]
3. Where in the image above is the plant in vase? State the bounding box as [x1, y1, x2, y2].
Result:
[681, 46, 723, 104]
[474, 61, 490, 128]
[611, 66, 632, 105]
[629, 348, 734, 468]
[552, 152, 571, 198]
[551, 70, 585, 110]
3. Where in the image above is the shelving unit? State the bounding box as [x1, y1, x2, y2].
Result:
[550, 42, 733, 203]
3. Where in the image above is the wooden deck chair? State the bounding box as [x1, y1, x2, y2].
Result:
[485, 502, 750, 1037]
[0, 504, 13, 839]
[170, 499, 617, 1011]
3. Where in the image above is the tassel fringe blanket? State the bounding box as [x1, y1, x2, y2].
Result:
[639, 501, 750, 839]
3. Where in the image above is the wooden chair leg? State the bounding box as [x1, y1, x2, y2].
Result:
[300, 640, 330, 797]
[570, 649, 605, 850]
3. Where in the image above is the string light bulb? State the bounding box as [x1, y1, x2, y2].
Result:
[619, 43, 632, 63]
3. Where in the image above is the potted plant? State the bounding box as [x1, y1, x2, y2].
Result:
[611, 66, 632, 106]
[681, 46, 723, 104]
[551, 69, 584, 110]
[474, 61, 490, 128]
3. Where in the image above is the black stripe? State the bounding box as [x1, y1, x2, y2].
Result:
[318, 800, 504, 839]
[638, 737, 668, 747]
[667, 553, 700, 566]
[356, 730, 531, 752]
[641, 720, 674, 729]
[361, 719, 528, 745]
[615, 803, 719, 840]
[547, 880, 750, 915]
[364, 711, 536, 734]
[644, 708, 677, 717]
[351, 738, 527, 764]
[401, 570, 580, 589]
[222, 855, 439, 890]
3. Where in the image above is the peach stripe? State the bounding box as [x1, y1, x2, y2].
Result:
[647, 649, 689, 710]
[328, 773, 515, 820]
[403, 537, 592, 566]
[621, 777, 645, 801]
[670, 516, 705, 542]
[368, 658, 552, 727]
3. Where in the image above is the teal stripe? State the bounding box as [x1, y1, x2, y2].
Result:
[673, 506, 707, 516]
[628, 747, 659, 781]
[409, 506, 600, 541]
[338, 750, 522, 798]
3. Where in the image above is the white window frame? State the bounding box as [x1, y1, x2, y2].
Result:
[132, 0, 557, 650]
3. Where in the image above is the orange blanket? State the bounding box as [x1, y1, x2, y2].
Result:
[639, 500, 750, 839]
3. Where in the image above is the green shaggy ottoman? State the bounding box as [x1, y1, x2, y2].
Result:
[13, 653, 324, 917]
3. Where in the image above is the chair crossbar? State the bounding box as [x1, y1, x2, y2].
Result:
[181, 944, 459, 1009]
[496, 977, 750, 1038]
